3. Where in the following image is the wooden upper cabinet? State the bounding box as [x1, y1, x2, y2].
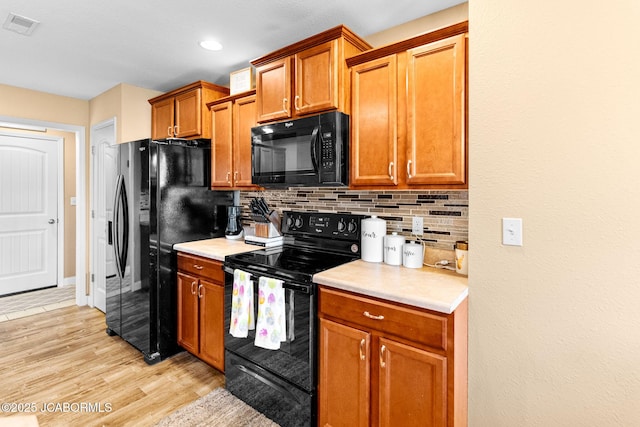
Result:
[149, 81, 230, 140]
[151, 97, 175, 140]
[294, 40, 339, 116]
[347, 22, 468, 190]
[350, 54, 398, 187]
[208, 91, 259, 189]
[174, 88, 202, 138]
[252, 25, 371, 124]
[233, 94, 258, 187]
[406, 34, 466, 186]
[255, 58, 291, 123]
[211, 101, 234, 187]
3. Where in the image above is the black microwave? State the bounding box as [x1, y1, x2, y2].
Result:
[251, 111, 349, 187]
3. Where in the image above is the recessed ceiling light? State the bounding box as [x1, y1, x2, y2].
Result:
[199, 40, 222, 51]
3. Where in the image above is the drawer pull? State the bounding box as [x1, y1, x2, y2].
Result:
[363, 311, 384, 321]
[359, 339, 365, 361]
[380, 345, 387, 368]
[197, 284, 203, 299]
[193, 264, 204, 270]
[388, 162, 394, 180]
[190, 281, 197, 295]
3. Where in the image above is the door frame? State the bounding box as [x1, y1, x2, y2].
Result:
[0, 131, 64, 292]
[0, 115, 87, 306]
[89, 117, 117, 309]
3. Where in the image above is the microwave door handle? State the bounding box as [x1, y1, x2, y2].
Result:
[310, 126, 320, 172]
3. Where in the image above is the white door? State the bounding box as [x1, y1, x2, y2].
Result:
[0, 133, 58, 296]
[91, 121, 117, 312]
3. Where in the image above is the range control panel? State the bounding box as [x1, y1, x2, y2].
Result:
[282, 211, 365, 242]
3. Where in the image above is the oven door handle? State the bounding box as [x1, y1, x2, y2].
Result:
[224, 265, 311, 294]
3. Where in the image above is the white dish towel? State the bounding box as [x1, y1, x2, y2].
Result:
[254, 276, 287, 350]
[229, 269, 254, 338]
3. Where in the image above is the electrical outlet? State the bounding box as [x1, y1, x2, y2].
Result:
[412, 216, 424, 236]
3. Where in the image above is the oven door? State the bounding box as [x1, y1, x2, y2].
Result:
[223, 265, 316, 393]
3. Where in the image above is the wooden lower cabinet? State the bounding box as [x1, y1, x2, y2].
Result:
[176, 252, 225, 371]
[318, 286, 467, 427]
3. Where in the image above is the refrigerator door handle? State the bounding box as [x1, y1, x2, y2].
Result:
[119, 176, 129, 277]
[112, 174, 124, 279]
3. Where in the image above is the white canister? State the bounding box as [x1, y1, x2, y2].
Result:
[361, 215, 386, 263]
[383, 232, 405, 266]
[402, 241, 424, 269]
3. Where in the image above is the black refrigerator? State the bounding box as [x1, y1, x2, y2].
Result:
[105, 138, 233, 364]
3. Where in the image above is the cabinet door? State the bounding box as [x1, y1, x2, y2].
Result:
[175, 88, 202, 138]
[177, 272, 199, 355]
[318, 318, 370, 427]
[151, 97, 175, 139]
[210, 101, 234, 188]
[256, 57, 291, 123]
[198, 279, 225, 371]
[233, 94, 257, 187]
[378, 338, 447, 427]
[294, 40, 339, 116]
[350, 55, 398, 187]
[406, 34, 466, 185]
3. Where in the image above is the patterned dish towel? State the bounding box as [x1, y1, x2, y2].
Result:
[254, 276, 286, 350]
[229, 269, 254, 338]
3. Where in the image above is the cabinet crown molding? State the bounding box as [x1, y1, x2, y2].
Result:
[251, 24, 372, 68]
[346, 21, 468, 68]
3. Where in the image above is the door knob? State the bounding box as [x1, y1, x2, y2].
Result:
[48, 219, 55, 224]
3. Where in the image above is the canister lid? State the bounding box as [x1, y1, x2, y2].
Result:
[455, 241, 468, 250]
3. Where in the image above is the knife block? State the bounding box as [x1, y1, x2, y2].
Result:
[253, 211, 282, 238]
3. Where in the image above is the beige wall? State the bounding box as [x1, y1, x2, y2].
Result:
[0, 86, 88, 282]
[89, 83, 161, 143]
[469, 1, 640, 425]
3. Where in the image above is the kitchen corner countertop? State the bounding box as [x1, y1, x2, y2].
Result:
[313, 260, 468, 314]
[173, 238, 260, 261]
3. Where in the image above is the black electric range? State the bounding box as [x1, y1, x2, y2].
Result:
[223, 210, 365, 427]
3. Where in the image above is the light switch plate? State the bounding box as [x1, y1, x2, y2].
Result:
[502, 218, 523, 246]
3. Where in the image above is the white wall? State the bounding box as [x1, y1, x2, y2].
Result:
[469, 1, 640, 425]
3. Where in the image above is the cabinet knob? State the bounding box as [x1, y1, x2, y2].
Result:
[407, 159, 413, 179]
[388, 162, 394, 180]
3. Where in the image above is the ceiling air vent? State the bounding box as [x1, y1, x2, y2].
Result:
[3, 13, 40, 36]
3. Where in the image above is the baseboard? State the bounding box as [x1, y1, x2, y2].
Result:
[62, 277, 76, 286]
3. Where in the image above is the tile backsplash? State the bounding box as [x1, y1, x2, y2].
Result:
[239, 188, 468, 250]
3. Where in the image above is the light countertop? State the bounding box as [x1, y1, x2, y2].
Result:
[313, 260, 468, 314]
[173, 238, 260, 261]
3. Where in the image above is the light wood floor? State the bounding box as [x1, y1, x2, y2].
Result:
[0, 305, 224, 426]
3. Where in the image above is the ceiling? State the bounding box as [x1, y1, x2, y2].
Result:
[0, 0, 466, 100]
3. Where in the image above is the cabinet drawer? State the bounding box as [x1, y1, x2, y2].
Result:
[319, 287, 447, 351]
[177, 253, 224, 283]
